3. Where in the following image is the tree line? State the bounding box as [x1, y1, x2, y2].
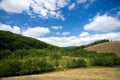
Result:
[0, 48, 120, 77]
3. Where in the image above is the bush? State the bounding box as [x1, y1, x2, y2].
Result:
[91, 53, 120, 66]
[0, 59, 21, 77]
[60, 57, 86, 68]
[19, 58, 54, 75]
[93, 57, 114, 66]
[113, 56, 120, 65]
[74, 58, 86, 67]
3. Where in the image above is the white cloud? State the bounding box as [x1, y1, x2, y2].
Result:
[56, 0, 69, 8]
[29, 0, 69, 20]
[77, 0, 95, 8]
[0, 23, 21, 34]
[80, 32, 90, 37]
[62, 32, 70, 35]
[22, 27, 50, 38]
[0, 0, 70, 20]
[51, 26, 62, 30]
[0, 0, 30, 13]
[39, 36, 77, 47]
[77, 0, 87, 4]
[0, 23, 50, 38]
[38, 32, 120, 47]
[84, 14, 120, 32]
[68, 3, 75, 10]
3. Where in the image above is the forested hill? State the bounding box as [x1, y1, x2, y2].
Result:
[0, 31, 56, 51]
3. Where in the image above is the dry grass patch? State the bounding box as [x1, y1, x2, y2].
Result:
[1, 67, 120, 80]
[85, 41, 120, 56]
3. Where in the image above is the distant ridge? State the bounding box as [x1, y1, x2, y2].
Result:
[84, 41, 120, 56]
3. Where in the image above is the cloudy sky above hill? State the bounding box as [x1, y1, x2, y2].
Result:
[0, 0, 120, 47]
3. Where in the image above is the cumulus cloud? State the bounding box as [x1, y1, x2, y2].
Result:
[39, 32, 120, 47]
[84, 14, 120, 32]
[68, 3, 75, 10]
[0, 23, 21, 34]
[0, 0, 70, 20]
[51, 26, 62, 30]
[80, 32, 90, 37]
[0, 23, 50, 38]
[28, 0, 68, 19]
[22, 27, 50, 38]
[62, 32, 70, 36]
[0, 0, 30, 13]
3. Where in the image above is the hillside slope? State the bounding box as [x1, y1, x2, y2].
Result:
[84, 41, 120, 56]
[0, 31, 56, 51]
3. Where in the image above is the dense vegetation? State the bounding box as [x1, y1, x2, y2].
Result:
[0, 31, 120, 77]
[0, 31, 56, 51]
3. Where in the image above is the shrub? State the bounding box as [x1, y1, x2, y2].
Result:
[113, 56, 120, 65]
[91, 53, 120, 66]
[60, 57, 86, 68]
[0, 59, 21, 77]
[19, 58, 54, 75]
[74, 58, 86, 67]
[93, 57, 114, 66]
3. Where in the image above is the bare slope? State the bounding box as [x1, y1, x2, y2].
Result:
[1, 67, 120, 80]
[85, 41, 120, 56]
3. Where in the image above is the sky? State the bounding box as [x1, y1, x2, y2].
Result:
[0, 0, 120, 47]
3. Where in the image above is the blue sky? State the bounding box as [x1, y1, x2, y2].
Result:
[0, 0, 120, 47]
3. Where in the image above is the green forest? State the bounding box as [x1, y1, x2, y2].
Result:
[0, 31, 120, 77]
